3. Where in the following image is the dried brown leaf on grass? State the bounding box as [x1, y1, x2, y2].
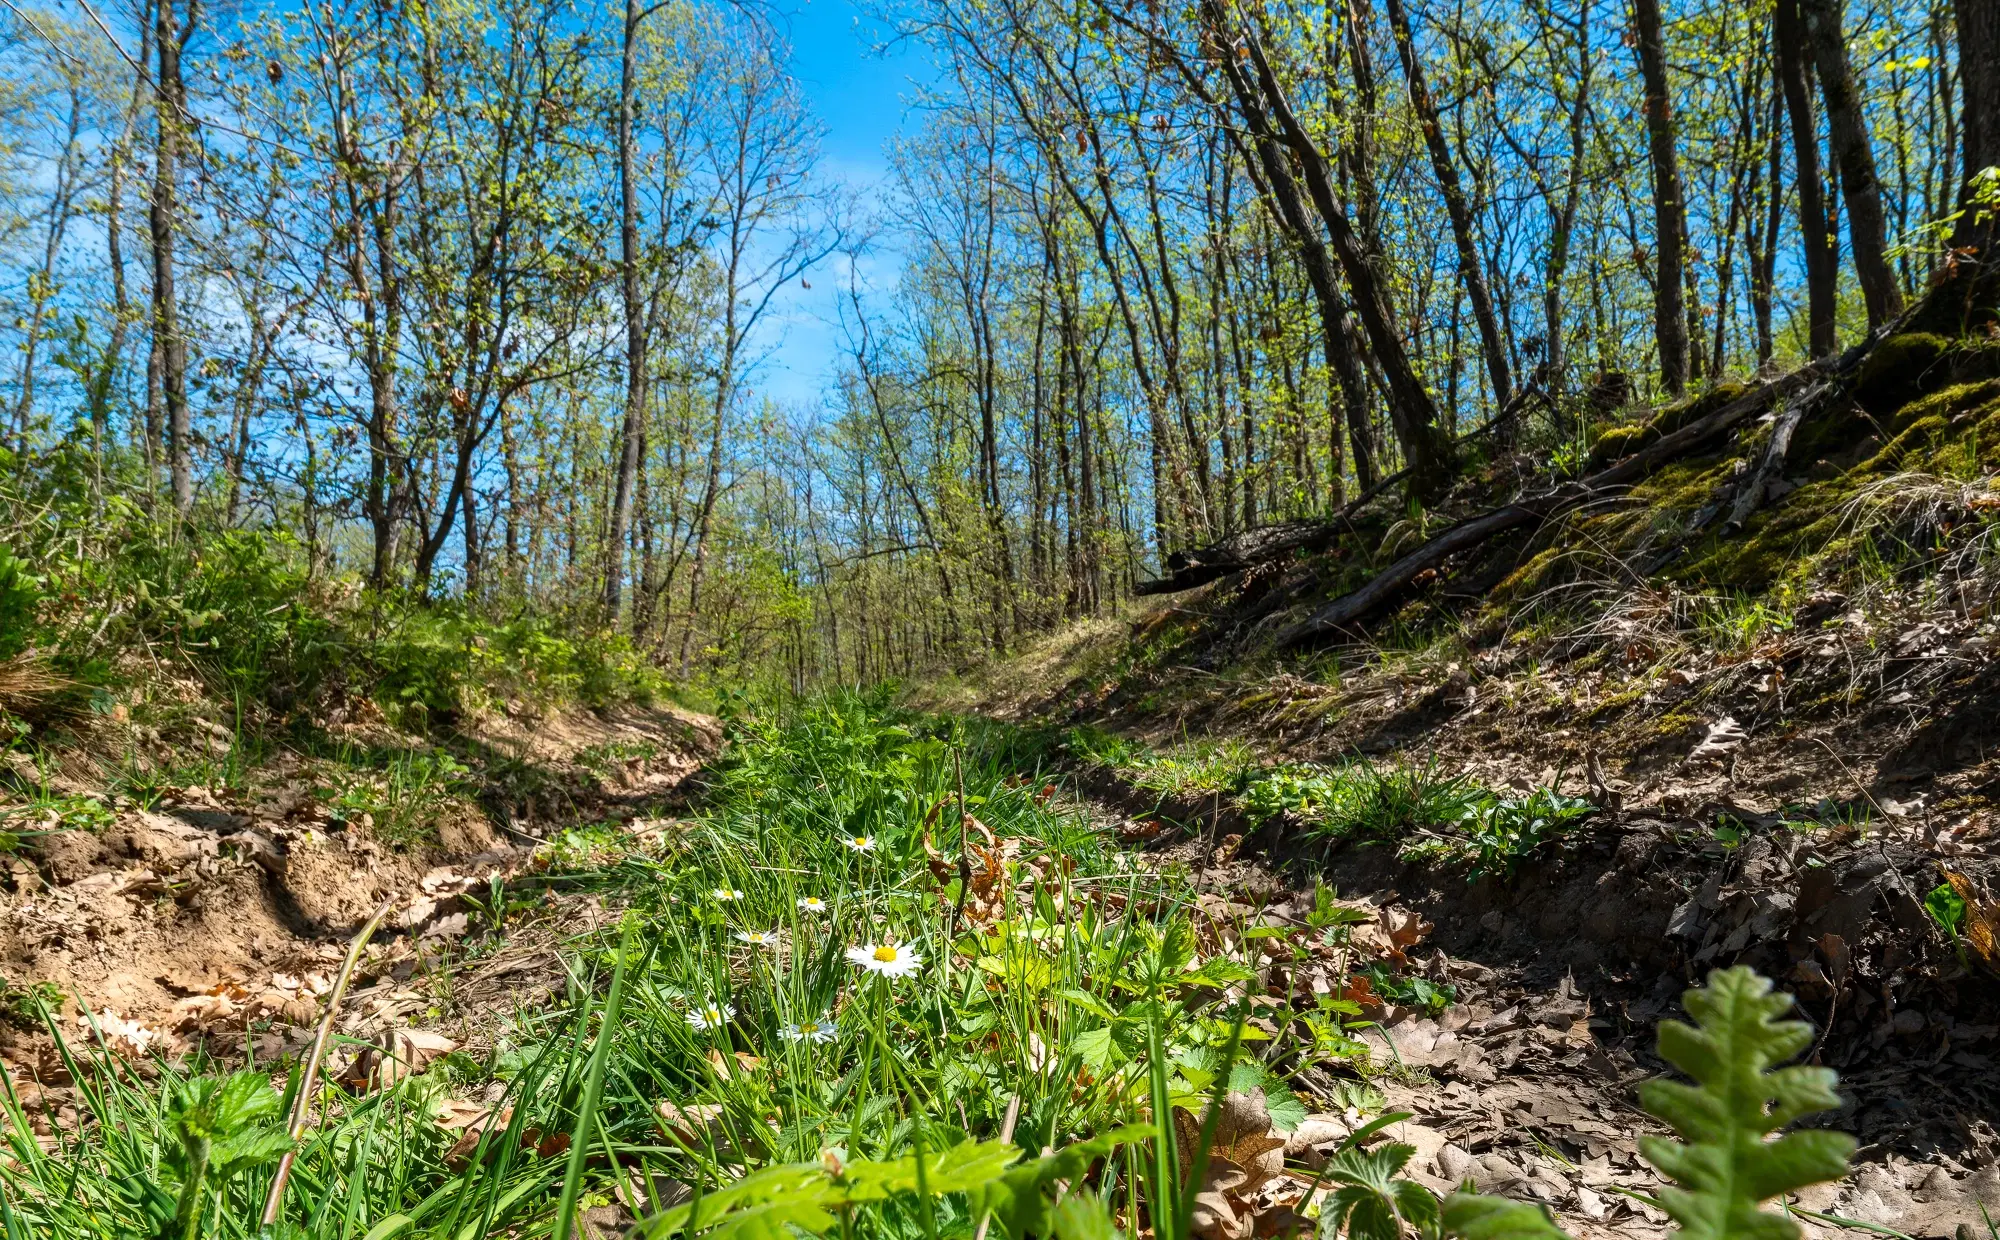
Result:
[654, 1099, 772, 1162]
[1942, 870, 2000, 972]
[345, 1028, 457, 1089]
[1173, 1091, 1289, 1240]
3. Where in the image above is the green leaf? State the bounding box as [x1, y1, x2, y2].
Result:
[1051, 1195, 1116, 1240]
[1439, 1194, 1572, 1239]
[1319, 1143, 1438, 1240]
[1071, 1026, 1119, 1070]
[635, 1163, 842, 1240]
[1259, 1086, 1308, 1135]
[360, 1216, 414, 1240]
[1924, 882, 1966, 937]
[970, 1124, 1153, 1240]
[1058, 989, 1118, 1020]
[838, 1138, 1023, 1201]
[1635, 967, 1856, 1239]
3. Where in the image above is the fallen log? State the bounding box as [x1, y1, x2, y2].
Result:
[1273, 356, 1860, 646]
[1135, 387, 1562, 597]
[1135, 520, 1336, 595]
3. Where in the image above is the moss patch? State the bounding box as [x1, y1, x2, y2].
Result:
[1850, 332, 1952, 415]
[1586, 382, 1751, 470]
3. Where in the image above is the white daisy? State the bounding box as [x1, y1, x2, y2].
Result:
[711, 887, 745, 902]
[796, 896, 829, 914]
[685, 1001, 736, 1031]
[781, 1014, 838, 1044]
[845, 942, 922, 979]
[735, 929, 780, 948]
[841, 834, 877, 853]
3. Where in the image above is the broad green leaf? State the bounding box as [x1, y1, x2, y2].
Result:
[970, 1124, 1153, 1240]
[1070, 1026, 1119, 1070]
[1439, 1194, 1572, 1239]
[1051, 1194, 1116, 1240]
[838, 1138, 1023, 1201]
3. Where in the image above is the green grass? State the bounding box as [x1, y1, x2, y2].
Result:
[0, 696, 1401, 1239]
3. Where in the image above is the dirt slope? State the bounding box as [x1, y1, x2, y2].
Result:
[0, 702, 717, 1074]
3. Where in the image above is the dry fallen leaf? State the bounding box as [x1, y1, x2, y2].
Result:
[1942, 870, 2000, 973]
[703, 1048, 763, 1081]
[1350, 906, 1433, 964]
[1173, 1092, 1287, 1240]
[360, 1028, 458, 1088]
[1689, 716, 1747, 762]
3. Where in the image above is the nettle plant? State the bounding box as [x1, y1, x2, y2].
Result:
[1442, 967, 1857, 1240]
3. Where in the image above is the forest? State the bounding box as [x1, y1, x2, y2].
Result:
[0, 0, 1986, 685]
[0, 0, 1998, 1234]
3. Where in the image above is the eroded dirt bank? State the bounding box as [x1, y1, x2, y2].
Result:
[0, 703, 717, 1086]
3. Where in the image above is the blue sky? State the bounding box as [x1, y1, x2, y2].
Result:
[758, 0, 933, 409]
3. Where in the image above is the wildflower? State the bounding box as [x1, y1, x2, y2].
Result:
[735, 929, 780, 948]
[796, 896, 829, 914]
[685, 1001, 736, 1031]
[712, 887, 745, 902]
[841, 835, 877, 853]
[845, 942, 922, 979]
[781, 1014, 838, 1044]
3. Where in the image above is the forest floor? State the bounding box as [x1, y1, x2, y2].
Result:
[913, 593, 2000, 1237]
[9, 332, 2000, 1237]
[3, 628, 1998, 1237]
[903, 486, 2000, 1238]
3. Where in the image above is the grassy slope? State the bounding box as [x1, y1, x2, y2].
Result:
[919, 334, 2000, 853]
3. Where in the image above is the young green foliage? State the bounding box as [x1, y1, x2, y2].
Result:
[1442, 967, 1855, 1240]
[1637, 967, 1856, 1239]
[1319, 1140, 1442, 1240]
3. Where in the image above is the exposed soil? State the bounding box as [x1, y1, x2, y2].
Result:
[0, 702, 718, 1087]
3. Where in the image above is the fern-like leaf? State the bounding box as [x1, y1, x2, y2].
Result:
[1636, 966, 1856, 1240]
[1441, 967, 1856, 1240]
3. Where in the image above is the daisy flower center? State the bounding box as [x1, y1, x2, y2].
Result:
[873, 946, 899, 963]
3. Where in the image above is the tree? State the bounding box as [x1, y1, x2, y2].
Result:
[1381, 0, 1511, 412]
[1773, 0, 1837, 357]
[151, 0, 195, 512]
[1799, 0, 1903, 327]
[1631, 0, 1690, 395]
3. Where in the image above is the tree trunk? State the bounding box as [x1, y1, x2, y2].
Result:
[1382, 0, 1512, 411]
[1952, 0, 1998, 259]
[1798, 0, 1903, 328]
[605, 0, 647, 618]
[1774, 0, 1838, 357]
[1631, 0, 1690, 395]
[1225, 13, 1451, 496]
[1750, 83, 1783, 364]
[152, 0, 193, 514]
